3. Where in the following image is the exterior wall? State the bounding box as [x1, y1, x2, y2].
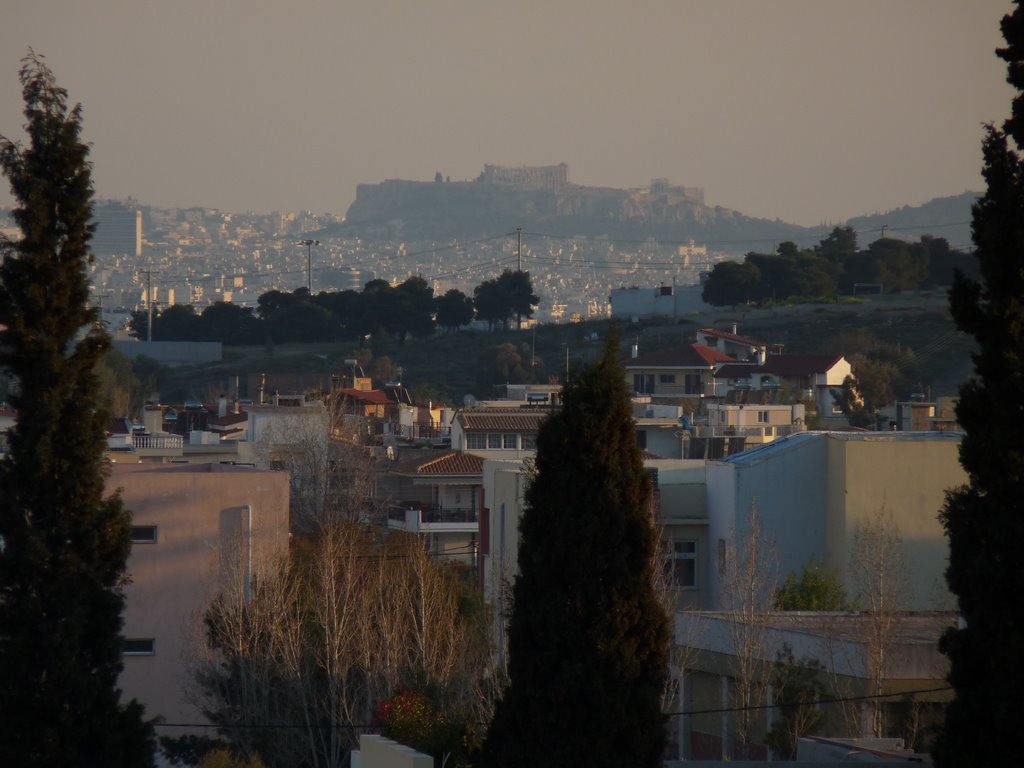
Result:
[610, 285, 711, 319]
[356, 734, 432, 768]
[705, 432, 963, 611]
[113, 463, 290, 739]
[706, 434, 830, 610]
[481, 460, 529, 668]
[627, 365, 720, 398]
[827, 435, 964, 608]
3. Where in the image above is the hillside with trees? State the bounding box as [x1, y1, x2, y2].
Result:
[701, 228, 980, 307]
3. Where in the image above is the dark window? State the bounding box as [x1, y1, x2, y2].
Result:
[130, 525, 157, 543]
[664, 540, 698, 588]
[634, 374, 655, 395]
[122, 638, 156, 655]
[684, 374, 703, 395]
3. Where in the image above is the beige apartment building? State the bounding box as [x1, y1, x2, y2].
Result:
[112, 463, 290, 739]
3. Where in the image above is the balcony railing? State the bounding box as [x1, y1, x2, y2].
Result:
[132, 434, 185, 450]
[688, 424, 803, 440]
[388, 504, 479, 530]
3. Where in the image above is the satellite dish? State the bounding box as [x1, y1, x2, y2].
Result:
[463, 394, 477, 409]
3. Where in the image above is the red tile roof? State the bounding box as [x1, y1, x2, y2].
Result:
[697, 327, 765, 347]
[714, 354, 844, 379]
[458, 409, 549, 432]
[417, 451, 485, 476]
[337, 388, 392, 406]
[626, 343, 735, 368]
[758, 354, 844, 376]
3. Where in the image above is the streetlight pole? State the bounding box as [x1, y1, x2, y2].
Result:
[298, 239, 320, 293]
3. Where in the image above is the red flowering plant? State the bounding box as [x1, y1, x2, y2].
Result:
[374, 689, 470, 767]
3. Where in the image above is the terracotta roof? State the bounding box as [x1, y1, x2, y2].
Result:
[337, 388, 392, 406]
[458, 409, 549, 432]
[417, 451, 485, 476]
[758, 354, 844, 376]
[697, 327, 765, 347]
[626, 343, 735, 368]
[208, 412, 248, 428]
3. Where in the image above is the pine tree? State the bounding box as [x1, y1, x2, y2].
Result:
[934, 4, 1024, 765]
[0, 52, 155, 764]
[482, 326, 669, 768]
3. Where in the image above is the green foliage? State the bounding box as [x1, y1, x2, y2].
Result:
[702, 226, 969, 307]
[935, 5, 1024, 765]
[776, 559, 849, 611]
[765, 645, 827, 759]
[482, 324, 669, 768]
[473, 269, 538, 330]
[0, 51, 155, 765]
[435, 288, 475, 331]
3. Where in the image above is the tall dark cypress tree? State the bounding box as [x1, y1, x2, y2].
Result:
[482, 326, 669, 768]
[0, 53, 155, 765]
[934, 5, 1024, 766]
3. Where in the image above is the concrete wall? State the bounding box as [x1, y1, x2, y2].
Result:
[705, 432, 963, 610]
[113, 463, 290, 738]
[356, 734, 432, 768]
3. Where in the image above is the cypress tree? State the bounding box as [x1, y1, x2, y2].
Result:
[0, 53, 155, 765]
[934, 4, 1024, 765]
[482, 326, 669, 768]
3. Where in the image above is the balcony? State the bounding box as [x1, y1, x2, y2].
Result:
[688, 423, 803, 443]
[387, 504, 479, 533]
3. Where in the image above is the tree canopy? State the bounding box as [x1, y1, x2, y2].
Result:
[0, 51, 154, 765]
[482, 325, 669, 768]
[935, 3, 1024, 765]
[701, 229, 976, 307]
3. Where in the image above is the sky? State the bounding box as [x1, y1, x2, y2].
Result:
[0, 1, 1015, 227]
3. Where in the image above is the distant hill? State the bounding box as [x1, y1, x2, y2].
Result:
[330, 166, 978, 254]
[846, 191, 978, 251]
[337, 167, 809, 251]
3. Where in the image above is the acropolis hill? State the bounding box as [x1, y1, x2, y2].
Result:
[342, 163, 802, 242]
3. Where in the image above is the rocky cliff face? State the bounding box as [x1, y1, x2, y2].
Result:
[342, 178, 809, 248]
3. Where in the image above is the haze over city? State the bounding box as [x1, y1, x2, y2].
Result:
[1, 1, 1013, 227]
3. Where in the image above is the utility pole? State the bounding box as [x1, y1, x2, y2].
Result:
[516, 227, 523, 272]
[298, 239, 320, 293]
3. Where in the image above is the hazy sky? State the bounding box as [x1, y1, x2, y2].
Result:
[0, 1, 1014, 227]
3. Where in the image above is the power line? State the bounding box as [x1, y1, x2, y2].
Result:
[151, 684, 954, 730]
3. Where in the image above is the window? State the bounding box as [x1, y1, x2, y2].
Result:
[466, 433, 486, 450]
[503, 433, 518, 449]
[122, 638, 156, 656]
[664, 540, 697, 589]
[684, 374, 703, 395]
[659, 374, 676, 384]
[521, 435, 537, 450]
[757, 410, 769, 424]
[634, 373, 654, 395]
[130, 525, 158, 543]
[637, 430, 648, 450]
[487, 433, 502, 449]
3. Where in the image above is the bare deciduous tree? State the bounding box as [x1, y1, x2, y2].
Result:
[849, 503, 909, 737]
[720, 503, 780, 757]
[192, 523, 493, 768]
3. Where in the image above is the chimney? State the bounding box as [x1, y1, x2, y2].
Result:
[732, 322, 738, 335]
[631, 343, 639, 359]
[218, 394, 227, 418]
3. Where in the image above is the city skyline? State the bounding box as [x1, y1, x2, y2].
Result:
[1, 1, 1014, 227]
